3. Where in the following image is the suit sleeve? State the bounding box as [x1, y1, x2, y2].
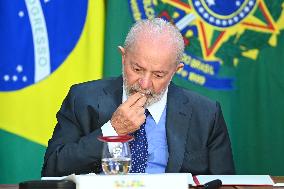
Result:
[41, 86, 103, 177]
[208, 102, 235, 174]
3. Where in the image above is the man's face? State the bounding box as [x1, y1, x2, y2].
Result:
[121, 35, 183, 107]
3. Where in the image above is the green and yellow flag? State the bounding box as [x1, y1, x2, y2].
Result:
[0, 0, 104, 183]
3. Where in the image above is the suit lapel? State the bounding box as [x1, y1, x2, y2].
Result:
[97, 77, 123, 125]
[165, 83, 192, 172]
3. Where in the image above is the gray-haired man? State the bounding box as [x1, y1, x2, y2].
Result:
[42, 18, 235, 176]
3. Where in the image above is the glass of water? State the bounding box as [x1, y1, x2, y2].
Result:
[98, 135, 133, 175]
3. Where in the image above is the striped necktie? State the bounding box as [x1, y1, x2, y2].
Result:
[129, 109, 150, 173]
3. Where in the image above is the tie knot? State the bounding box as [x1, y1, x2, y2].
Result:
[144, 109, 150, 117]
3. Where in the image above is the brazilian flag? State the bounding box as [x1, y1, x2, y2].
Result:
[0, 0, 104, 183]
[104, 0, 284, 175]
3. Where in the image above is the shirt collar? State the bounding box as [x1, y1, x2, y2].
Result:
[122, 86, 168, 124]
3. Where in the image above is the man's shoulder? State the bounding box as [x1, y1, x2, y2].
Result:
[171, 84, 221, 119]
[69, 76, 122, 95]
[68, 77, 122, 98]
[172, 83, 217, 107]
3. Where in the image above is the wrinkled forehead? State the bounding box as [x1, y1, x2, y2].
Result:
[125, 41, 178, 71]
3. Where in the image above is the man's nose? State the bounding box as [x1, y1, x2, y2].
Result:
[139, 75, 152, 90]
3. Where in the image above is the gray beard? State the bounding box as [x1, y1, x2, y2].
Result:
[122, 72, 169, 108]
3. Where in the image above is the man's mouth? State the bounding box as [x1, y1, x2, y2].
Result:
[131, 89, 153, 98]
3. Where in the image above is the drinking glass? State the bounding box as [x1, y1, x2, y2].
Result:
[98, 135, 133, 175]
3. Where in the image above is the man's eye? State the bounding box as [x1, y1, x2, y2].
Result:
[133, 67, 141, 72]
[154, 74, 164, 78]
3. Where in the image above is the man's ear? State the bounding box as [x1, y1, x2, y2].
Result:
[118, 46, 126, 65]
[176, 63, 184, 72]
[118, 46, 125, 56]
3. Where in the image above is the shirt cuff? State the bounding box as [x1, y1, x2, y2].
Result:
[101, 120, 118, 136]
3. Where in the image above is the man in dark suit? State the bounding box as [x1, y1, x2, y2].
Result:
[42, 18, 235, 176]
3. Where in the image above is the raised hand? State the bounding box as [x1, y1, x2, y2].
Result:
[111, 92, 147, 135]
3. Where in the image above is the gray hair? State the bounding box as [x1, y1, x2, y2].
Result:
[124, 18, 184, 64]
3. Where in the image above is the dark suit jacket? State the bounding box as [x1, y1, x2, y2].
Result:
[42, 76, 235, 176]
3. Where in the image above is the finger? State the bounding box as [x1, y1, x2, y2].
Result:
[117, 128, 129, 136]
[133, 107, 146, 117]
[128, 115, 146, 130]
[128, 123, 144, 133]
[113, 120, 129, 135]
[119, 124, 136, 135]
[131, 95, 147, 108]
[123, 92, 143, 107]
[136, 116, 146, 128]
